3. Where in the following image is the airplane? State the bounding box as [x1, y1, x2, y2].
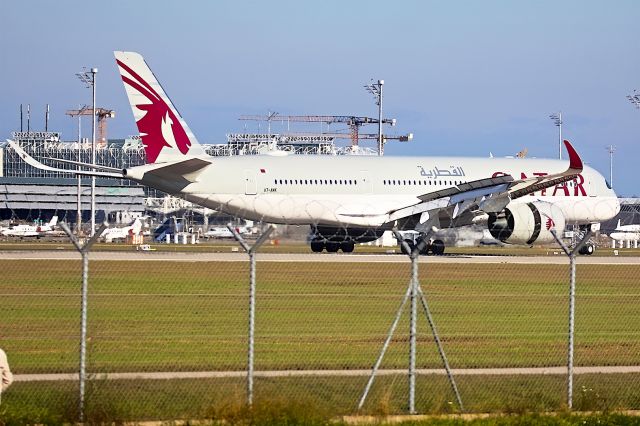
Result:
[609, 219, 640, 247]
[204, 225, 252, 239]
[8, 51, 620, 254]
[101, 217, 144, 242]
[1, 216, 58, 238]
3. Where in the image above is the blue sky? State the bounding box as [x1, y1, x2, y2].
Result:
[1, 1, 639, 195]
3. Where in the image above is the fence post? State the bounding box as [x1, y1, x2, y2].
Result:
[358, 229, 463, 413]
[228, 224, 275, 406]
[60, 221, 107, 423]
[409, 248, 418, 414]
[550, 228, 593, 410]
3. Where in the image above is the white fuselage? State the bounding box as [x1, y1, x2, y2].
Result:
[1, 222, 56, 237]
[610, 223, 640, 242]
[130, 154, 620, 228]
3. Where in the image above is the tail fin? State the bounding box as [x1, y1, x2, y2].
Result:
[114, 51, 204, 163]
[49, 216, 58, 227]
[131, 218, 143, 234]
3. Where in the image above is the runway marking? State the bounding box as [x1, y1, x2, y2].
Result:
[15, 366, 640, 382]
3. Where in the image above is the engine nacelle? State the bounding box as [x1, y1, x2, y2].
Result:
[487, 201, 565, 245]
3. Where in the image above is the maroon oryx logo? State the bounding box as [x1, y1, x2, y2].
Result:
[546, 217, 555, 230]
[116, 59, 191, 163]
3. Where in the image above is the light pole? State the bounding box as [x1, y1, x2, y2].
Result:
[605, 145, 616, 188]
[76, 68, 98, 236]
[76, 106, 83, 236]
[365, 79, 384, 156]
[549, 112, 562, 160]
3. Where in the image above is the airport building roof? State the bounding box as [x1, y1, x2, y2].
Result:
[0, 183, 145, 212]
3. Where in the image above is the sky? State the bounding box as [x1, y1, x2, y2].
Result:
[1, 1, 639, 195]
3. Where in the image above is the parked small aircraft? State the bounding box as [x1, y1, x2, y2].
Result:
[101, 217, 144, 242]
[204, 225, 252, 239]
[609, 219, 640, 246]
[1, 216, 58, 238]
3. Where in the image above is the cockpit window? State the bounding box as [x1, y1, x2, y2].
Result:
[605, 179, 612, 190]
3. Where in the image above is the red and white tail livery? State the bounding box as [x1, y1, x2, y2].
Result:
[114, 51, 204, 163]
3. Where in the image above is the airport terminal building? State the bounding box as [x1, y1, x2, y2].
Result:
[0, 132, 146, 223]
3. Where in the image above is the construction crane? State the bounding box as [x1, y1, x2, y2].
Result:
[238, 114, 406, 146]
[65, 106, 115, 144]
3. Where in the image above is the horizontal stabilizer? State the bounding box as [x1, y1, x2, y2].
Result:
[7, 140, 124, 179]
[124, 157, 212, 184]
[45, 157, 123, 173]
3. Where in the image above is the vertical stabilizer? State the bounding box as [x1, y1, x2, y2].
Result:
[114, 51, 204, 163]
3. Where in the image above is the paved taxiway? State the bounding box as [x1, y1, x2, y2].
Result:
[15, 366, 640, 382]
[3, 250, 640, 264]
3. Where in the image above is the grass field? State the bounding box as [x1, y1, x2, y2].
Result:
[1, 257, 639, 420]
[3, 374, 640, 423]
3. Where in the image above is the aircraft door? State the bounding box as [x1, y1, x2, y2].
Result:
[244, 170, 257, 195]
[360, 170, 372, 193]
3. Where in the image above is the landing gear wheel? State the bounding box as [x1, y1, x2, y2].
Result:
[340, 242, 355, 253]
[578, 243, 595, 255]
[310, 240, 325, 253]
[418, 239, 431, 255]
[325, 242, 340, 253]
[401, 239, 415, 255]
[431, 239, 445, 256]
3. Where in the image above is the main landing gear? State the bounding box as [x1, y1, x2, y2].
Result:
[310, 240, 355, 253]
[578, 242, 595, 255]
[400, 237, 446, 256]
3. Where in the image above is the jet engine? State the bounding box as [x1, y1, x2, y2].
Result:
[487, 201, 565, 245]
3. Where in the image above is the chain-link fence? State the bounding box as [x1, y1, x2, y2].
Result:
[1, 211, 639, 423]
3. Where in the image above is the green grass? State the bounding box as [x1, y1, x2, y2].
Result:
[2, 374, 640, 423]
[2, 261, 640, 373]
[1, 258, 639, 421]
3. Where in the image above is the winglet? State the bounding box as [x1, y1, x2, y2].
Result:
[564, 140, 583, 171]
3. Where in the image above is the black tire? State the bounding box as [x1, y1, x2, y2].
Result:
[579, 243, 595, 255]
[340, 241, 355, 253]
[325, 241, 340, 253]
[431, 239, 445, 255]
[310, 240, 325, 253]
[400, 239, 415, 255]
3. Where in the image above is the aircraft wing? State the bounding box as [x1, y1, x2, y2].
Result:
[388, 140, 583, 225]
